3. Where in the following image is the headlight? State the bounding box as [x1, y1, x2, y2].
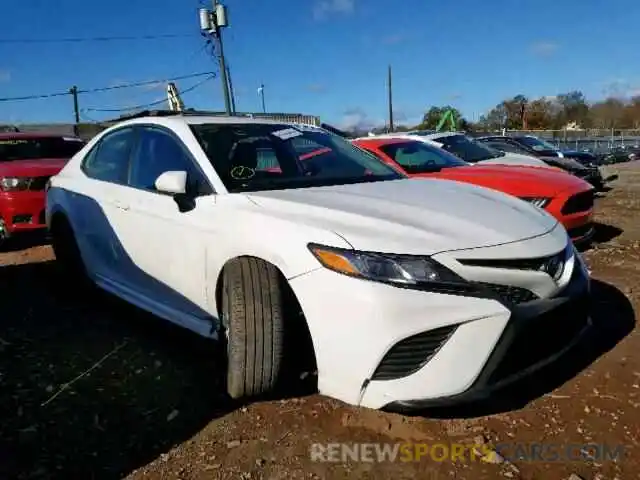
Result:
[519, 197, 551, 209]
[0, 177, 31, 191]
[307, 243, 471, 292]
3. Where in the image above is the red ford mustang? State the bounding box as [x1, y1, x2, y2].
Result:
[352, 137, 595, 243]
[0, 132, 85, 248]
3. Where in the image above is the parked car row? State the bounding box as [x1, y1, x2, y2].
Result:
[351, 136, 596, 243]
[380, 131, 617, 192]
[1, 112, 594, 412]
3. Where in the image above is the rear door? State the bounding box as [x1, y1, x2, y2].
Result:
[69, 126, 138, 284]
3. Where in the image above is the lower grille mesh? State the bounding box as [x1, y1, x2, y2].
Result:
[372, 325, 457, 381]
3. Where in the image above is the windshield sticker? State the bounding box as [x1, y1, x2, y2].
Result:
[293, 123, 322, 133]
[230, 165, 255, 180]
[271, 128, 302, 141]
[0, 139, 28, 145]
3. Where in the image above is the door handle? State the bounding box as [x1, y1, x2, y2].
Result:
[113, 201, 130, 211]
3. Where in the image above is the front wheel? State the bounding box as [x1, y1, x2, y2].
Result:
[222, 257, 285, 399]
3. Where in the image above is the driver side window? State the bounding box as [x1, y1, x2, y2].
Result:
[394, 145, 447, 167]
[128, 127, 212, 195]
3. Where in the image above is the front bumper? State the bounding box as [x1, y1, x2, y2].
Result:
[289, 234, 590, 410]
[0, 191, 47, 237]
[384, 259, 590, 411]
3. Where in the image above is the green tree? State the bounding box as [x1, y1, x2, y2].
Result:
[417, 106, 464, 130]
[555, 91, 590, 128]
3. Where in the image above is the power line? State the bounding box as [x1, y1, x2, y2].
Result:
[0, 71, 216, 103]
[0, 33, 195, 44]
[83, 74, 216, 113]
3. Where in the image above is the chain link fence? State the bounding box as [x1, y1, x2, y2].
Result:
[506, 129, 640, 154]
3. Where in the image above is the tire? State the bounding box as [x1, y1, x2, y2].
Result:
[222, 257, 285, 399]
[50, 215, 90, 287]
[0, 218, 8, 251]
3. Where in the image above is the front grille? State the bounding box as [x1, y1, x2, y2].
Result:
[459, 257, 548, 270]
[561, 190, 594, 215]
[486, 298, 589, 385]
[479, 283, 538, 305]
[28, 176, 51, 191]
[371, 325, 457, 380]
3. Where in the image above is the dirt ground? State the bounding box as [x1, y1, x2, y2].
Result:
[1, 164, 639, 480]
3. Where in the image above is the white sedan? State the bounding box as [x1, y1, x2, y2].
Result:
[45, 113, 591, 410]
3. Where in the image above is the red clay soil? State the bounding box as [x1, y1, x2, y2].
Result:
[1, 163, 638, 480]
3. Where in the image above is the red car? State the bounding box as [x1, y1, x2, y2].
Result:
[0, 132, 85, 248]
[352, 137, 596, 243]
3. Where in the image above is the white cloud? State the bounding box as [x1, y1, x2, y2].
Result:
[0, 70, 11, 82]
[340, 107, 380, 131]
[600, 78, 640, 98]
[530, 41, 559, 57]
[109, 78, 164, 91]
[307, 83, 326, 93]
[313, 0, 355, 20]
[381, 33, 407, 45]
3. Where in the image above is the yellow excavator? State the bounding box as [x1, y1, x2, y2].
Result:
[167, 82, 184, 112]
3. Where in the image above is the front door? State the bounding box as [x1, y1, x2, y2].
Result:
[116, 125, 216, 331]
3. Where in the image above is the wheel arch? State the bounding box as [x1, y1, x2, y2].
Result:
[213, 254, 318, 380]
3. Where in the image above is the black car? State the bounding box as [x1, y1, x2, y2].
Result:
[475, 134, 616, 191]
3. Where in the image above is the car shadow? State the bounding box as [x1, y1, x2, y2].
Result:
[577, 221, 625, 253]
[0, 259, 240, 480]
[1, 231, 50, 252]
[591, 221, 624, 244]
[412, 279, 636, 419]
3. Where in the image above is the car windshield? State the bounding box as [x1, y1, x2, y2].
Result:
[190, 123, 404, 192]
[430, 134, 500, 162]
[0, 136, 85, 162]
[377, 140, 468, 173]
[518, 136, 559, 152]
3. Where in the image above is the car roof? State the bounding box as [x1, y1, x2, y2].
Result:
[112, 114, 318, 129]
[0, 132, 82, 140]
[411, 131, 463, 139]
[354, 136, 419, 146]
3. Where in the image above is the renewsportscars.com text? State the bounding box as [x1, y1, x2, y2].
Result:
[310, 442, 625, 463]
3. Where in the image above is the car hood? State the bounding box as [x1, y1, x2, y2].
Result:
[416, 165, 592, 197]
[476, 152, 548, 167]
[0, 158, 68, 177]
[244, 178, 558, 255]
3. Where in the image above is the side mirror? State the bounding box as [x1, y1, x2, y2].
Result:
[155, 170, 187, 195]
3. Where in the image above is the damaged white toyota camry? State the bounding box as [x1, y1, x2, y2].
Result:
[45, 112, 591, 411]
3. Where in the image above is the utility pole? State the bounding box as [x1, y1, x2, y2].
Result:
[387, 65, 394, 132]
[227, 65, 236, 114]
[199, 2, 232, 115]
[258, 84, 266, 113]
[69, 86, 80, 136]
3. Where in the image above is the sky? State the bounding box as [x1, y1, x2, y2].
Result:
[1, 0, 640, 129]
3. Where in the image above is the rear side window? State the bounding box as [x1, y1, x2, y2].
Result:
[81, 127, 136, 184]
[483, 140, 524, 154]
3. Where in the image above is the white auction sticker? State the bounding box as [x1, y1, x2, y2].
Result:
[271, 128, 302, 140]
